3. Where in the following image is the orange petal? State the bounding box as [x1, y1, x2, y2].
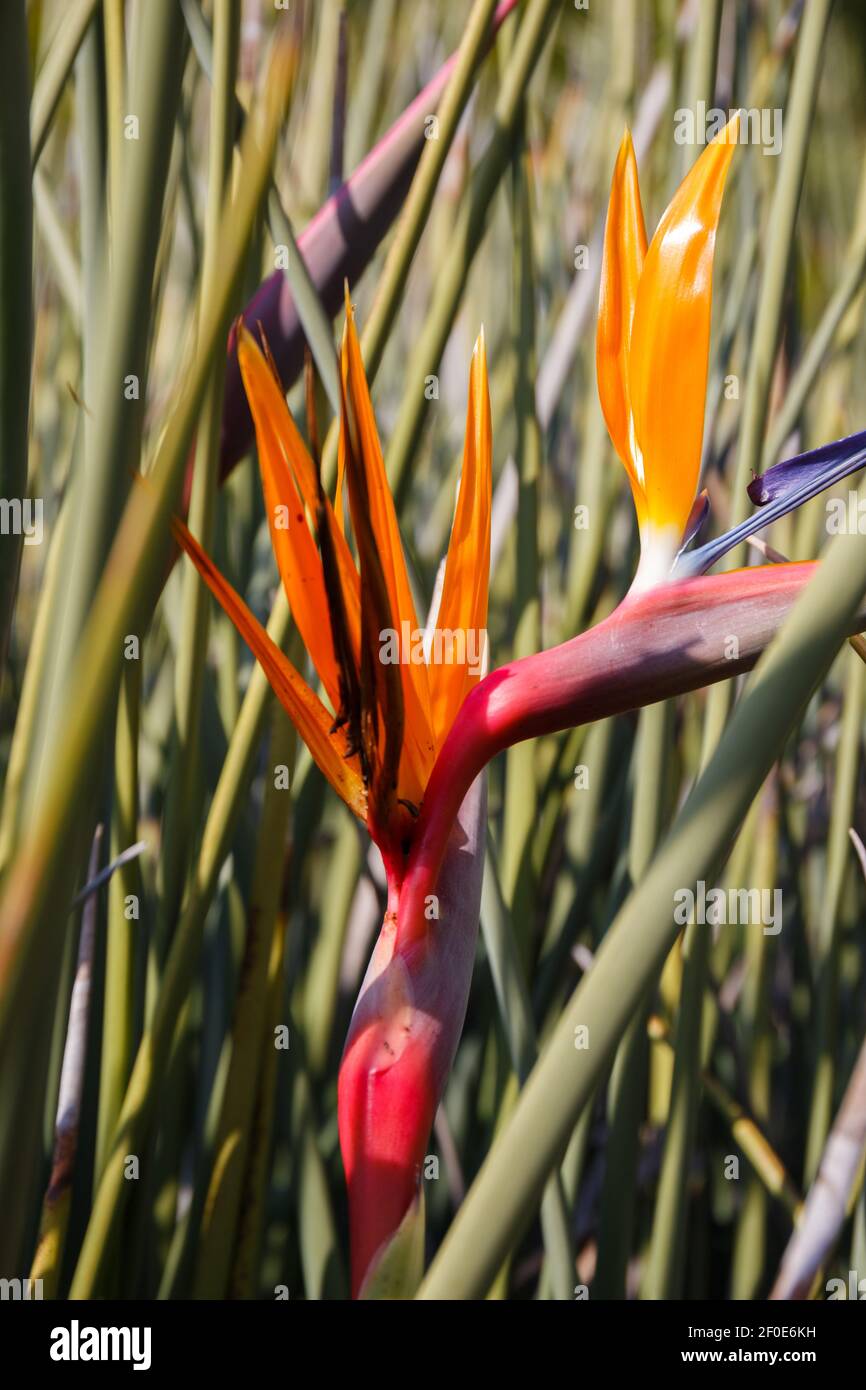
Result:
[341, 294, 435, 804]
[238, 327, 361, 706]
[171, 516, 366, 819]
[628, 115, 738, 543]
[596, 129, 648, 525]
[428, 330, 492, 746]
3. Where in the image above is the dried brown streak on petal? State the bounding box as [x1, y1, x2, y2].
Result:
[304, 347, 321, 469]
[311, 370, 364, 762]
[340, 374, 403, 826]
[257, 320, 287, 397]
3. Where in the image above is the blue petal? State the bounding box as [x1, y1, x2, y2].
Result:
[673, 427, 866, 578]
[747, 427, 866, 505]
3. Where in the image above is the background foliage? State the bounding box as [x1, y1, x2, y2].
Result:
[2, 0, 866, 1300]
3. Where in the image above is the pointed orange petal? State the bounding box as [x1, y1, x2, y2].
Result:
[428, 330, 492, 746]
[238, 328, 361, 706]
[596, 129, 648, 525]
[341, 294, 435, 803]
[628, 115, 738, 545]
[171, 516, 366, 820]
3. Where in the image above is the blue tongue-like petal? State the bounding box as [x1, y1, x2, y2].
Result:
[672, 427, 866, 578]
[747, 427, 866, 505]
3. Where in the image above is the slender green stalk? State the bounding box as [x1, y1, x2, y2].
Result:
[103, 0, 127, 238]
[95, 659, 142, 1182]
[159, 0, 241, 938]
[94, 0, 138, 1189]
[302, 814, 363, 1077]
[678, 0, 721, 178]
[193, 705, 296, 1297]
[805, 650, 864, 1181]
[643, 927, 711, 1297]
[298, 0, 343, 210]
[0, 0, 33, 688]
[492, 165, 561, 1292]
[344, 0, 398, 171]
[180, 0, 342, 415]
[29, 0, 101, 166]
[595, 702, 671, 1298]
[729, 0, 833, 522]
[0, 498, 69, 873]
[501, 143, 542, 962]
[292, 1030, 347, 1300]
[70, 591, 292, 1297]
[762, 148, 866, 468]
[264, 193, 341, 417]
[361, 0, 502, 382]
[480, 836, 574, 1299]
[384, 0, 562, 505]
[227, 902, 289, 1299]
[730, 786, 779, 1298]
[647, 1014, 803, 1224]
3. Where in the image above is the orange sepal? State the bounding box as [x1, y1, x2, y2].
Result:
[171, 515, 366, 820]
[428, 330, 492, 745]
[237, 327, 361, 709]
[628, 115, 738, 541]
[596, 129, 648, 525]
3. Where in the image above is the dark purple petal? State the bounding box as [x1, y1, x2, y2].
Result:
[674, 427, 866, 578]
[747, 427, 866, 506]
[678, 488, 709, 553]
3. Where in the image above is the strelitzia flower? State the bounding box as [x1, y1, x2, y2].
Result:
[176, 294, 490, 873]
[596, 117, 738, 589]
[173, 291, 491, 1297]
[596, 115, 866, 585]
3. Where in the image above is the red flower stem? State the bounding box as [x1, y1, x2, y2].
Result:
[398, 563, 824, 947]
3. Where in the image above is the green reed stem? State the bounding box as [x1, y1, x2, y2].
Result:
[480, 836, 574, 1299]
[159, 0, 241, 937]
[95, 660, 142, 1183]
[193, 705, 297, 1297]
[730, 786, 779, 1298]
[70, 590, 292, 1297]
[384, 0, 562, 506]
[729, 0, 832, 523]
[805, 649, 865, 1182]
[29, 0, 100, 167]
[501, 142, 542, 961]
[595, 700, 671, 1298]
[0, 0, 34, 687]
